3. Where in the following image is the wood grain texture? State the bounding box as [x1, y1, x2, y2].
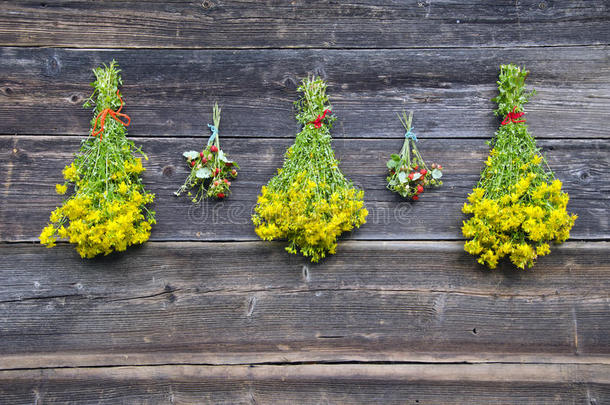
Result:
[0, 0, 608, 49]
[0, 47, 609, 138]
[0, 241, 608, 366]
[0, 364, 609, 404]
[1, 2, 609, 400]
[1, 136, 607, 242]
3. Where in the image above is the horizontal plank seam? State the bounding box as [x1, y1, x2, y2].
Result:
[0, 43, 608, 51]
[3, 359, 610, 374]
[2, 237, 609, 245]
[1, 287, 608, 304]
[3, 134, 610, 141]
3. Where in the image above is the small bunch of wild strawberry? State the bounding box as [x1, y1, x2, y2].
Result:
[386, 111, 443, 200]
[175, 103, 239, 202]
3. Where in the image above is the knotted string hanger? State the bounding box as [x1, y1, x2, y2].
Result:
[207, 123, 218, 146]
[405, 128, 418, 142]
[90, 90, 130, 140]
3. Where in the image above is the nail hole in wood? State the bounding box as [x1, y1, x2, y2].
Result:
[162, 165, 175, 177]
[472, 328, 478, 335]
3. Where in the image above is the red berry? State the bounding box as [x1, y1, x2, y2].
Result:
[213, 181, 219, 187]
[223, 178, 229, 184]
[408, 172, 414, 180]
[414, 165, 419, 170]
[217, 192, 225, 198]
[438, 165, 443, 170]
[199, 151, 204, 158]
[431, 163, 437, 169]
[420, 169, 427, 175]
[214, 168, 220, 176]
[190, 161, 196, 167]
[202, 157, 208, 164]
[210, 145, 218, 153]
[412, 195, 419, 201]
[417, 184, 424, 193]
[231, 169, 237, 176]
[225, 162, 232, 167]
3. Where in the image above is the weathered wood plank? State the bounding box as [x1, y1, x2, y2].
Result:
[1, 1, 608, 49]
[0, 364, 608, 404]
[0, 241, 607, 367]
[1, 136, 607, 242]
[1, 47, 608, 138]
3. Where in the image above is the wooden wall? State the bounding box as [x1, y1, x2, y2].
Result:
[0, 1, 609, 403]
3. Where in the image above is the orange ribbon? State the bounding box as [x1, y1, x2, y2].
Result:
[91, 90, 131, 139]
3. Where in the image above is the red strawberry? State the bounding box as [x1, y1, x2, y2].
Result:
[210, 145, 218, 153]
[414, 165, 419, 170]
[199, 151, 204, 158]
[223, 178, 229, 184]
[225, 162, 232, 167]
[214, 168, 220, 176]
[420, 169, 427, 176]
[417, 184, 424, 193]
[213, 181, 219, 187]
[190, 161, 196, 167]
[408, 172, 414, 180]
[412, 195, 419, 201]
[438, 165, 443, 170]
[217, 192, 225, 198]
[231, 169, 237, 176]
[202, 157, 208, 164]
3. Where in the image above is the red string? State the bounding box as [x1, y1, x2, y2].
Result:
[501, 106, 526, 126]
[91, 90, 131, 139]
[308, 109, 331, 128]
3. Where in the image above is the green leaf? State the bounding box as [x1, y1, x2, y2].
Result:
[398, 171, 407, 183]
[183, 151, 199, 160]
[195, 168, 212, 179]
[387, 159, 398, 169]
[432, 169, 443, 179]
[391, 154, 401, 161]
[388, 178, 398, 186]
[412, 172, 422, 181]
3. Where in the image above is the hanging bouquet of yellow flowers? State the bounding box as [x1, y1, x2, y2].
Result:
[462, 64, 576, 269]
[39, 61, 155, 258]
[252, 76, 368, 262]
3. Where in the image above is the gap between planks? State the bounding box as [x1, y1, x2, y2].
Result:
[1, 353, 610, 374]
[0, 362, 608, 385]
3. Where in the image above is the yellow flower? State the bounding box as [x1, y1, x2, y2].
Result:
[55, 184, 67, 195]
[118, 182, 129, 194]
[62, 164, 77, 181]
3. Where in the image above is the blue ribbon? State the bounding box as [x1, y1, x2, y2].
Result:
[405, 128, 418, 142]
[207, 124, 218, 146]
